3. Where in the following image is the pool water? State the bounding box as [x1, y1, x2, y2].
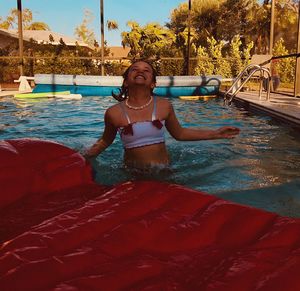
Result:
[1, 95, 300, 217]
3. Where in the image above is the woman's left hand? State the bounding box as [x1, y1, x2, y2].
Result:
[215, 126, 240, 139]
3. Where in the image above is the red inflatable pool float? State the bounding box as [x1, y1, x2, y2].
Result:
[1, 139, 300, 290]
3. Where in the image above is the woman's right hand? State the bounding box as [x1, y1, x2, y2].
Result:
[215, 126, 240, 139]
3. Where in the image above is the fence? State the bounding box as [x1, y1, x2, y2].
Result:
[0, 54, 298, 96]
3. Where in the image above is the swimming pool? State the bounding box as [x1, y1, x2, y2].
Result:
[1, 95, 300, 217]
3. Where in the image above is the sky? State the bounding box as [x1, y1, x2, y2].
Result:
[1, 0, 185, 46]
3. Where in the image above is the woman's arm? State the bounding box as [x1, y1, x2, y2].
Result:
[84, 110, 118, 159]
[165, 102, 240, 141]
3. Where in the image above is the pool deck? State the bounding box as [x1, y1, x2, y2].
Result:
[222, 90, 300, 127]
[0, 90, 30, 97]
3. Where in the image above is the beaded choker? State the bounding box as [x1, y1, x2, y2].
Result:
[125, 96, 153, 110]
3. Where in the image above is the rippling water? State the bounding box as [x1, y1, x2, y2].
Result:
[1, 95, 300, 216]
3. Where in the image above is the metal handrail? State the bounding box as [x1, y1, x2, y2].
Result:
[224, 65, 272, 105]
[224, 64, 261, 97]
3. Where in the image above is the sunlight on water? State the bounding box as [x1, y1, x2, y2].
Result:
[1, 95, 300, 217]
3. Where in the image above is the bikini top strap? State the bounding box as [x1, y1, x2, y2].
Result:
[119, 102, 131, 124]
[152, 96, 157, 121]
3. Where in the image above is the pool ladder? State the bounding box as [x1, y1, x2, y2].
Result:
[224, 64, 272, 105]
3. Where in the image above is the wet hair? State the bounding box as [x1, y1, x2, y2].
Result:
[112, 60, 157, 102]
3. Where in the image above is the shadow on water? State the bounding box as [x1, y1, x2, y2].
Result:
[217, 179, 300, 218]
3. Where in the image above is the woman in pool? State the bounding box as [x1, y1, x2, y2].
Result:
[85, 60, 240, 169]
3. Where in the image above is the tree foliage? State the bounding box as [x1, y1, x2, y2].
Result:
[195, 35, 254, 78]
[107, 20, 119, 30]
[195, 37, 231, 77]
[273, 0, 299, 51]
[0, 8, 50, 30]
[121, 22, 175, 59]
[168, 0, 224, 49]
[272, 38, 295, 83]
[168, 0, 299, 54]
[26, 22, 50, 31]
[74, 9, 96, 47]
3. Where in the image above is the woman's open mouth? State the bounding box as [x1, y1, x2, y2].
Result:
[135, 75, 146, 80]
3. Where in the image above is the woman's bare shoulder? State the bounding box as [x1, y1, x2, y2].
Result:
[157, 97, 174, 115]
[104, 102, 124, 125]
[106, 102, 122, 115]
[156, 97, 172, 108]
[156, 97, 173, 120]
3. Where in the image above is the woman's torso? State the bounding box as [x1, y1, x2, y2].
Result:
[110, 97, 170, 168]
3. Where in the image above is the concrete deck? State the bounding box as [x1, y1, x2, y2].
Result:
[226, 90, 300, 127]
[0, 90, 19, 97]
[0, 90, 32, 97]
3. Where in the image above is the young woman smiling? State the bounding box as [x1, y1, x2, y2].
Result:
[85, 60, 240, 169]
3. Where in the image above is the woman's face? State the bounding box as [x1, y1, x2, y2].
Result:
[125, 61, 156, 89]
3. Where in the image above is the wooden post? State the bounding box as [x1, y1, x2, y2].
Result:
[186, 0, 191, 75]
[100, 0, 105, 76]
[269, 0, 275, 54]
[17, 0, 24, 76]
[294, 4, 300, 97]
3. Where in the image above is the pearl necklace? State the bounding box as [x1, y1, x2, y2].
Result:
[125, 96, 153, 110]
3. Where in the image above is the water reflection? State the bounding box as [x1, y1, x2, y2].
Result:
[1, 95, 300, 216]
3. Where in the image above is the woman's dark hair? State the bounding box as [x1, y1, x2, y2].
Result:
[112, 60, 157, 101]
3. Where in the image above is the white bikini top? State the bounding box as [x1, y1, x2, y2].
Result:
[118, 96, 165, 149]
